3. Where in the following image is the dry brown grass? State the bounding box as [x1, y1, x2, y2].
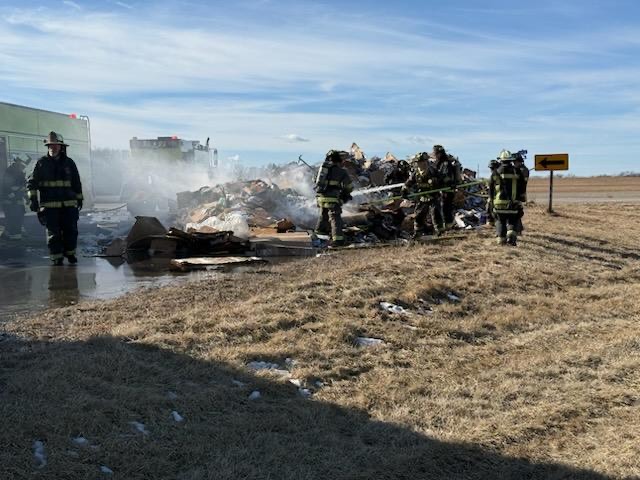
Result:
[2, 203, 640, 479]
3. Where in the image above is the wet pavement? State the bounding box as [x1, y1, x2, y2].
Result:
[0, 243, 215, 321]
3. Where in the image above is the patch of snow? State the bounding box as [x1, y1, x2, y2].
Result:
[33, 440, 47, 469]
[72, 435, 89, 446]
[355, 337, 385, 347]
[248, 390, 261, 400]
[380, 301, 411, 315]
[171, 411, 184, 423]
[129, 421, 149, 435]
[100, 465, 114, 474]
[298, 388, 312, 398]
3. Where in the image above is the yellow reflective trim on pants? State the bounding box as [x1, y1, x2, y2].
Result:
[41, 200, 78, 208]
[327, 180, 342, 186]
[76, 194, 84, 200]
[28, 190, 38, 199]
[65, 250, 76, 256]
[50, 253, 64, 260]
[39, 180, 72, 187]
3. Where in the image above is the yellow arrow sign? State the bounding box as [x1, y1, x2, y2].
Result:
[534, 153, 569, 171]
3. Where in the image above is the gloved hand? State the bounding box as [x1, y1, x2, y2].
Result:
[29, 199, 39, 212]
[77, 199, 83, 211]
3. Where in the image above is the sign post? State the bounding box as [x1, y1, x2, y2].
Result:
[534, 153, 569, 213]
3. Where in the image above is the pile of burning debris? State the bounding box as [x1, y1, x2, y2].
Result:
[92, 143, 489, 266]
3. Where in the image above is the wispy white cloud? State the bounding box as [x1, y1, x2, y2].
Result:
[62, 0, 82, 11]
[115, 1, 133, 9]
[281, 134, 310, 143]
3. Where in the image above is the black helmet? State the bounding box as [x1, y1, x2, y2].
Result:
[326, 150, 346, 163]
[488, 159, 499, 169]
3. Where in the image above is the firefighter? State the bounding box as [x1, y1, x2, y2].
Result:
[433, 145, 461, 230]
[315, 150, 353, 247]
[489, 150, 526, 246]
[1, 157, 28, 240]
[27, 132, 83, 265]
[402, 152, 443, 237]
[513, 152, 529, 234]
[486, 159, 499, 226]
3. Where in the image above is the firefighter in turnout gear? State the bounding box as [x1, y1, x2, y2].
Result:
[27, 132, 83, 265]
[1, 157, 28, 240]
[489, 150, 526, 246]
[433, 145, 461, 230]
[402, 152, 444, 237]
[513, 151, 529, 234]
[486, 159, 499, 226]
[315, 150, 353, 246]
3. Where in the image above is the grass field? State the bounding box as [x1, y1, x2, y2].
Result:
[1, 203, 639, 479]
[527, 176, 640, 203]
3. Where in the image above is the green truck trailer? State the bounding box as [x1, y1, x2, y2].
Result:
[0, 101, 92, 204]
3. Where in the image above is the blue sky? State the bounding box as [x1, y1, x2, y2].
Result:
[1, 0, 639, 176]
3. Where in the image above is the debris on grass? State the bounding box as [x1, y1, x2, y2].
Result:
[447, 293, 461, 303]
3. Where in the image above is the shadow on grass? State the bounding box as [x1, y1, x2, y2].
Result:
[0, 334, 613, 480]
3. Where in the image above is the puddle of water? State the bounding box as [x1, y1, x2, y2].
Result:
[0, 245, 218, 321]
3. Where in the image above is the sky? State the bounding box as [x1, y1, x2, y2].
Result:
[1, 0, 639, 176]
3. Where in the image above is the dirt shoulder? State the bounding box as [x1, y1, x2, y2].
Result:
[1, 204, 639, 479]
[527, 176, 640, 203]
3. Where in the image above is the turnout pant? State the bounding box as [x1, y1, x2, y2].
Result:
[2, 204, 25, 239]
[316, 204, 344, 242]
[495, 212, 518, 241]
[44, 207, 79, 260]
[414, 197, 442, 234]
[441, 191, 455, 227]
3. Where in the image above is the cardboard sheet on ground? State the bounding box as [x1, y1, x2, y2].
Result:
[169, 256, 267, 271]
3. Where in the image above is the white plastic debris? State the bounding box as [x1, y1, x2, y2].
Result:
[33, 441, 47, 468]
[72, 435, 89, 447]
[100, 465, 114, 475]
[355, 337, 385, 347]
[166, 391, 178, 400]
[171, 411, 184, 423]
[380, 302, 411, 315]
[129, 421, 149, 435]
[186, 211, 249, 239]
[447, 293, 461, 303]
[248, 390, 261, 400]
[289, 378, 302, 387]
[284, 357, 297, 368]
[314, 380, 325, 388]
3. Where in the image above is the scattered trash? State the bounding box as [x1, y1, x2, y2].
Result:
[355, 337, 385, 347]
[248, 390, 261, 400]
[289, 378, 302, 387]
[314, 380, 325, 388]
[379, 301, 411, 315]
[171, 411, 185, 423]
[100, 466, 114, 475]
[129, 421, 150, 435]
